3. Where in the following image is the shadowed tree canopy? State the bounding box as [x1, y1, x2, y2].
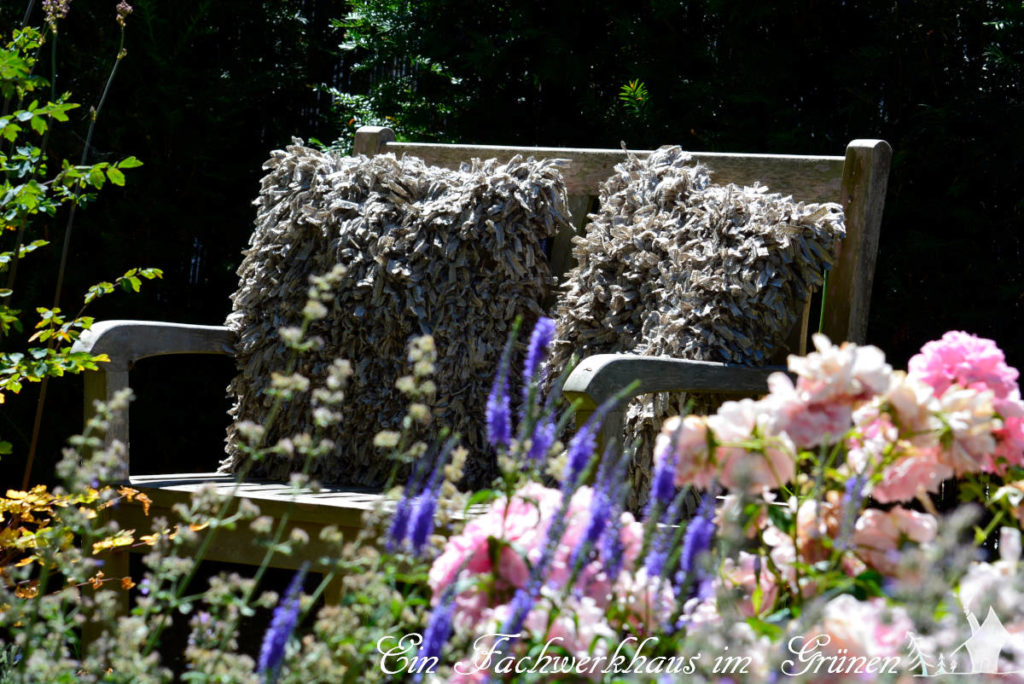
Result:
[1, 0, 1021, 481]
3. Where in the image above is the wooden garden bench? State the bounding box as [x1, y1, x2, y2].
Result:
[72, 126, 891, 594]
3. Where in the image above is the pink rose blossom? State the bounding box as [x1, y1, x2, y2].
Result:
[872, 448, 952, 503]
[908, 330, 1019, 401]
[787, 333, 892, 404]
[880, 371, 942, 443]
[719, 551, 778, 617]
[655, 414, 716, 489]
[936, 386, 1002, 475]
[995, 413, 1024, 471]
[909, 331, 1024, 473]
[470, 590, 616, 680]
[764, 372, 852, 448]
[709, 399, 796, 493]
[429, 481, 559, 599]
[611, 567, 677, 633]
[816, 594, 912, 660]
[851, 507, 937, 577]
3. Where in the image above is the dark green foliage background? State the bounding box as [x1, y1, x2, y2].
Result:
[2, 0, 1022, 481]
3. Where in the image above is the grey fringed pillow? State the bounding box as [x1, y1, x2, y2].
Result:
[549, 146, 845, 502]
[221, 141, 567, 488]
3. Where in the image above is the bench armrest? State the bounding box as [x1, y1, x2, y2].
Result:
[73, 320, 235, 370]
[562, 353, 784, 449]
[72, 320, 235, 480]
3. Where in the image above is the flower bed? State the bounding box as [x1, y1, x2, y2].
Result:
[3, 316, 1024, 683]
[403, 326, 1024, 682]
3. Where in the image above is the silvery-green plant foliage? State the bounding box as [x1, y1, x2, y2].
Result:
[222, 142, 568, 488]
[549, 146, 845, 505]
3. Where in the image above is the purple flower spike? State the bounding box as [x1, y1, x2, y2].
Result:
[409, 488, 439, 553]
[837, 471, 867, 550]
[646, 443, 677, 521]
[563, 395, 619, 490]
[570, 444, 624, 572]
[499, 587, 535, 638]
[486, 364, 512, 449]
[522, 317, 556, 405]
[387, 497, 413, 552]
[415, 589, 456, 682]
[258, 563, 308, 681]
[409, 437, 456, 554]
[679, 495, 716, 576]
[527, 413, 555, 462]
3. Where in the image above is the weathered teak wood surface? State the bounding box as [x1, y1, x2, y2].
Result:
[72, 127, 891, 599]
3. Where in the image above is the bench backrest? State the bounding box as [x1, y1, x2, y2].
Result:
[354, 126, 891, 349]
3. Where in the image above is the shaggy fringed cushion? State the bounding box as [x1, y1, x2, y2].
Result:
[549, 146, 845, 502]
[221, 141, 567, 488]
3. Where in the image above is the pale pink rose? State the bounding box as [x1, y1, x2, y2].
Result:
[655, 414, 716, 489]
[616, 516, 645, 569]
[448, 659, 489, 684]
[957, 544, 1024, 676]
[851, 507, 937, 577]
[528, 485, 617, 602]
[872, 447, 952, 503]
[847, 407, 898, 475]
[611, 567, 677, 633]
[958, 558, 1022, 622]
[936, 386, 1002, 475]
[787, 333, 892, 404]
[719, 551, 778, 617]
[817, 594, 912, 660]
[681, 594, 721, 626]
[541, 595, 615, 672]
[794, 498, 842, 565]
[764, 372, 853, 447]
[881, 370, 942, 444]
[709, 398, 796, 493]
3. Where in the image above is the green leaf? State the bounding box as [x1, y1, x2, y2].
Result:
[106, 167, 125, 186]
[0, 441, 11, 455]
[465, 488, 498, 511]
[87, 166, 106, 189]
[765, 502, 793, 535]
[117, 156, 143, 169]
[29, 115, 45, 135]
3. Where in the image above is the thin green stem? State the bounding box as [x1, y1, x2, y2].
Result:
[817, 269, 829, 335]
[23, 25, 127, 488]
[141, 318, 313, 657]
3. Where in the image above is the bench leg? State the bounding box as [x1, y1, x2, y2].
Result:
[323, 573, 343, 605]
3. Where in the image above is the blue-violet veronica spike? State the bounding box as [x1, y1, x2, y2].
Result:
[499, 587, 535, 639]
[258, 562, 308, 681]
[486, 366, 512, 448]
[563, 395, 618, 489]
[679, 494, 716, 576]
[408, 437, 455, 553]
[521, 317, 556, 406]
[414, 588, 456, 682]
[527, 413, 555, 462]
